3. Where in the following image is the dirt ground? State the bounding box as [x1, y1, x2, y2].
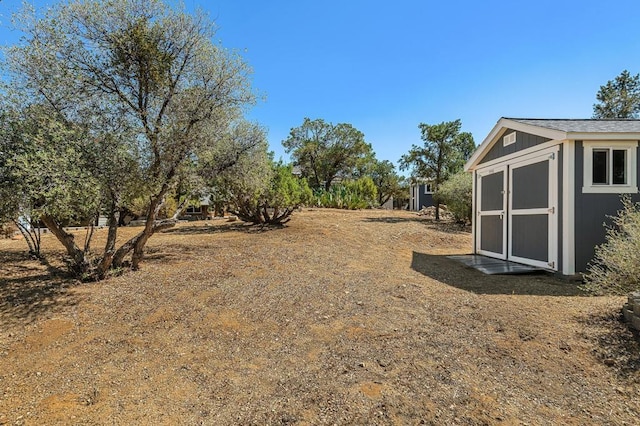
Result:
[1, 208, 639, 425]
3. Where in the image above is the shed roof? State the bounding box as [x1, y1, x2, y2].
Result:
[506, 118, 640, 133]
[465, 117, 640, 171]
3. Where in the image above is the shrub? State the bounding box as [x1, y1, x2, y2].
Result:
[231, 163, 312, 225]
[434, 172, 472, 223]
[314, 177, 378, 210]
[582, 196, 640, 295]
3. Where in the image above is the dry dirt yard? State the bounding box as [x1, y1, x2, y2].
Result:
[1, 208, 639, 425]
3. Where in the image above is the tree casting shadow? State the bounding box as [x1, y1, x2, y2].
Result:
[411, 251, 584, 296]
[0, 271, 80, 327]
[161, 222, 284, 236]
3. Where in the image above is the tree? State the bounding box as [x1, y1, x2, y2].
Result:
[4, 0, 255, 278]
[399, 119, 474, 220]
[208, 134, 312, 225]
[282, 118, 374, 191]
[368, 159, 404, 207]
[593, 70, 640, 119]
[0, 106, 46, 257]
[229, 162, 313, 225]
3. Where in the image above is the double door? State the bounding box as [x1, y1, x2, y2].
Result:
[475, 149, 558, 270]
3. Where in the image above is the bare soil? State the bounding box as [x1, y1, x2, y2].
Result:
[1, 209, 639, 425]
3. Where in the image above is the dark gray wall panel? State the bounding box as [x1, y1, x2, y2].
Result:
[512, 161, 549, 210]
[418, 188, 434, 209]
[574, 142, 640, 272]
[557, 146, 563, 272]
[480, 130, 552, 164]
[480, 216, 503, 254]
[481, 172, 504, 211]
[512, 215, 548, 262]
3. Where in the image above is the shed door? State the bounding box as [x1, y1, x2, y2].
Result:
[508, 152, 558, 270]
[476, 166, 508, 259]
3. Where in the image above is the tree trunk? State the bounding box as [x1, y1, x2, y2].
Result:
[13, 220, 40, 257]
[96, 197, 120, 278]
[112, 181, 176, 270]
[130, 194, 163, 270]
[40, 214, 89, 273]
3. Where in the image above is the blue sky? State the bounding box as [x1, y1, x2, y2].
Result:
[3, 0, 640, 168]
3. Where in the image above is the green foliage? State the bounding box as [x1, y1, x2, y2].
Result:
[368, 159, 404, 206]
[399, 119, 474, 219]
[399, 119, 475, 183]
[313, 177, 378, 210]
[282, 118, 374, 190]
[229, 161, 313, 225]
[1, 106, 100, 222]
[593, 70, 640, 119]
[3, 0, 256, 276]
[434, 172, 472, 223]
[582, 197, 640, 295]
[268, 164, 314, 209]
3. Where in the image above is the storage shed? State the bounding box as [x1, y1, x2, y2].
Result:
[464, 118, 640, 275]
[409, 181, 435, 211]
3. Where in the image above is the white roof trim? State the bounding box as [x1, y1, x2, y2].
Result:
[465, 118, 566, 171]
[566, 132, 640, 140]
[466, 118, 640, 171]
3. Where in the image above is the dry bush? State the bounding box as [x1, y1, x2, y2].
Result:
[583, 196, 640, 295]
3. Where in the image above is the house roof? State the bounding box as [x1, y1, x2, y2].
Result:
[465, 117, 640, 171]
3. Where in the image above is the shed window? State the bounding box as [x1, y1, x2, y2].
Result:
[592, 148, 627, 185]
[186, 206, 202, 214]
[583, 142, 638, 193]
[424, 184, 433, 194]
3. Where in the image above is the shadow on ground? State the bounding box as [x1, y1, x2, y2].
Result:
[578, 311, 640, 378]
[411, 251, 584, 296]
[161, 222, 283, 235]
[363, 216, 470, 234]
[0, 268, 80, 327]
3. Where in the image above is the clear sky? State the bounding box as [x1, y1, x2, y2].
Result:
[2, 0, 640, 168]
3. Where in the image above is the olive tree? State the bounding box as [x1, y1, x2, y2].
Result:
[4, 0, 255, 278]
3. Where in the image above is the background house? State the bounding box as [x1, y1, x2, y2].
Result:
[182, 195, 212, 220]
[409, 181, 435, 211]
[465, 118, 640, 275]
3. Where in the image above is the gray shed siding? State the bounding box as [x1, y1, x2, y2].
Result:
[557, 146, 563, 273]
[410, 184, 434, 211]
[574, 141, 640, 272]
[479, 130, 552, 164]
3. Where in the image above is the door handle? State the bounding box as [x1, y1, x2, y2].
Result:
[500, 211, 505, 220]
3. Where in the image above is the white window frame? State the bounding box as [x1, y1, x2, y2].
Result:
[503, 131, 516, 147]
[424, 184, 433, 194]
[186, 205, 202, 214]
[582, 141, 638, 193]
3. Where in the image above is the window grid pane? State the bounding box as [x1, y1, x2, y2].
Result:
[612, 149, 627, 185]
[592, 149, 609, 184]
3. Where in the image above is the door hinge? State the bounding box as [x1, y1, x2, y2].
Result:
[549, 153, 555, 160]
[548, 261, 555, 268]
[548, 206, 555, 214]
